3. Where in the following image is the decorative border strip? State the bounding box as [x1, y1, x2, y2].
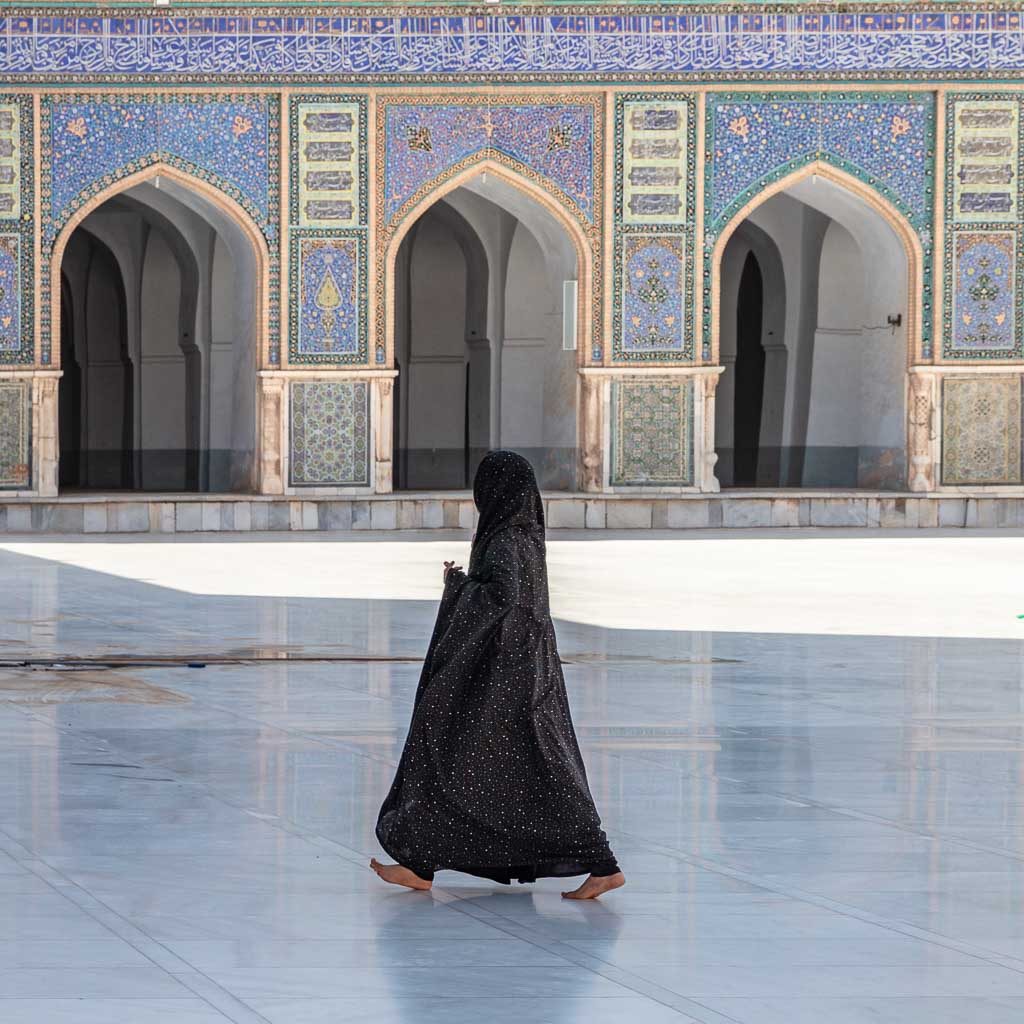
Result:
[288, 228, 368, 364]
[2, 8, 1024, 83]
[0, 95, 33, 367]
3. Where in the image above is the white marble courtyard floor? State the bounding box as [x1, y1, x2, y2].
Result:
[1, 529, 1024, 1024]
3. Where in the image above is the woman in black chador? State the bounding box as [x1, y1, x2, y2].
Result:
[372, 450, 624, 900]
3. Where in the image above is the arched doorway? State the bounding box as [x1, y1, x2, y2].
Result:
[53, 170, 263, 493]
[713, 167, 919, 489]
[388, 168, 584, 491]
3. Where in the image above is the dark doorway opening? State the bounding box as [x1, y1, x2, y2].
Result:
[732, 252, 765, 487]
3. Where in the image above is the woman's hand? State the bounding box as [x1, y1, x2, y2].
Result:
[443, 560, 463, 583]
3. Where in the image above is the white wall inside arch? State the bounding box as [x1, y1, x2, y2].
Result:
[394, 174, 579, 490]
[715, 175, 908, 489]
[57, 177, 259, 493]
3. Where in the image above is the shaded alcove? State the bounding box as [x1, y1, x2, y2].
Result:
[57, 177, 259, 493]
[392, 173, 580, 491]
[715, 174, 910, 489]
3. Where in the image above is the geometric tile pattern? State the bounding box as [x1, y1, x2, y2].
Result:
[1, 13, 1024, 81]
[614, 234, 690, 361]
[620, 99, 690, 226]
[941, 375, 1022, 485]
[0, 378, 30, 488]
[951, 98, 1019, 223]
[293, 99, 363, 229]
[289, 380, 369, 487]
[611, 377, 694, 486]
[949, 232, 1019, 356]
[0, 102, 20, 220]
[381, 99, 597, 225]
[291, 234, 366, 364]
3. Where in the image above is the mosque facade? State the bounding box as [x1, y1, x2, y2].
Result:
[1, 2, 1023, 518]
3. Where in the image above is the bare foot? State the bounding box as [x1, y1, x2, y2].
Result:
[562, 871, 625, 900]
[369, 857, 432, 891]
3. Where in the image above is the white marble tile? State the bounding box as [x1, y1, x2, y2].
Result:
[1, 534, 1024, 1022]
[0, 1000, 234, 1023]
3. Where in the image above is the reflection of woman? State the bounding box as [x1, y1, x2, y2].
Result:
[373, 450, 624, 899]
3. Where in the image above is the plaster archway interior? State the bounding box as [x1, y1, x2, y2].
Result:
[715, 176, 910, 489]
[392, 174, 579, 491]
[57, 178, 258, 493]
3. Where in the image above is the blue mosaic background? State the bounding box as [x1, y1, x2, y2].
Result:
[0, 235, 20, 355]
[43, 94, 275, 241]
[0, 11, 1022, 80]
[291, 233, 367, 364]
[707, 94, 934, 229]
[615, 234, 690, 361]
[703, 90, 936, 361]
[383, 102, 595, 225]
[950, 232, 1018, 355]
[0, 94, 33, 367]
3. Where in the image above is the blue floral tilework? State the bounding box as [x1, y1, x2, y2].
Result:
[291, 233, 367, 364]
[289, 379, 369, 487]
[43, 94, 276, 241]
[0, 234, 21, 354]
[949, 231, 1021, 357]
[383, 101, 596, 225]
[614, 233, 691, 362]
[707, 93, 934, 229]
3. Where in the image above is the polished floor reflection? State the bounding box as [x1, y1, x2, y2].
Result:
[1, 532, 1024, 1023]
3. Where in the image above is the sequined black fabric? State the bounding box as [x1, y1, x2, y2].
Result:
[376, 450, 617, 884]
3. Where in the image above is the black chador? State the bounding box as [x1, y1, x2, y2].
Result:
[376, 450, 619, 886]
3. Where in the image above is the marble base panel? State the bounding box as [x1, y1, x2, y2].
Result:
[3, 493, 1024, 533]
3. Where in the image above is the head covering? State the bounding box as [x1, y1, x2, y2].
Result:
[471, 450, 545, 553]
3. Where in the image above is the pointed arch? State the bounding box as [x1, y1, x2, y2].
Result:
[379, 157, 594, 368]
[709, 160, 923, 368]
[49, 162, 271, 371]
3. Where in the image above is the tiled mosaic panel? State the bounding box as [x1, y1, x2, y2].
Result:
[942, 376, 1022, 485]
[951, 98, 1019, 223]
[289, 380, 369, 487]
[295, 101, 360, 228]
[0, 379, 29, 488]
[611, 378, 694, 486]
[42, 94, 277, 240]
[615, 234, 690, 360]
[949, 232, 1019, 356]
[621, 100, 689, 225]
[706, 93, 934, 228]
[0, 235, 21, 354]
[382, 101, 596, 224]
[292, 235, 365, 363]
[0, 103, 19, 220]
[0, 12, 1023, 79]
